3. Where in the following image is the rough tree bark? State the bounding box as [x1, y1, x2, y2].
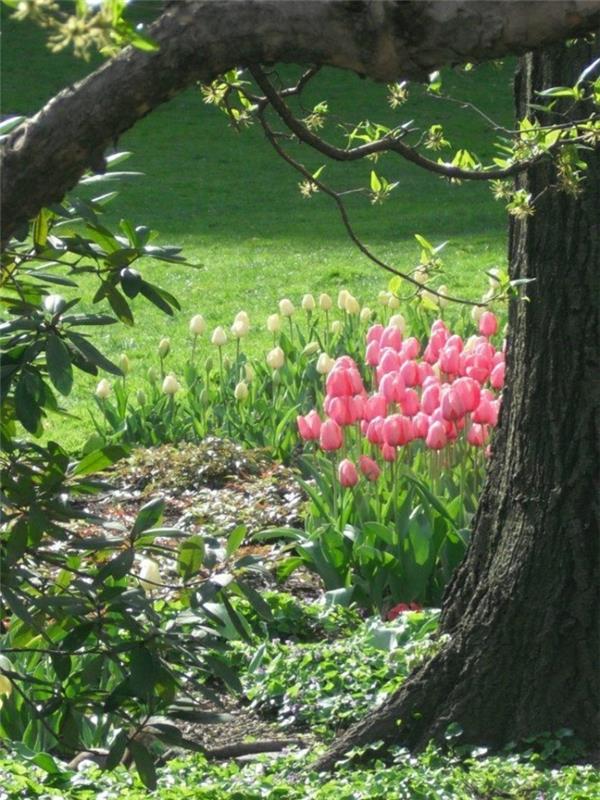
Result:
[2, 0, 600, 246]
[316, 38, 600, 770]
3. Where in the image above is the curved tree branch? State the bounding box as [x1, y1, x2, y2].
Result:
[3, 0, 600, 247]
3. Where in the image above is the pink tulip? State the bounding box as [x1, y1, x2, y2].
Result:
[431, 319, 449, 335]
[338, 459, 359, 488]
[380, 325, 402, 351]
[401, 388, 420, 417]
[366, 324, 385, 345]
[400, 359, 420, 387]
[402, 337, 421, 360]
[453, 377, 481, 413]
[326, 367, 353, 397]
[472, 398, 497, 426]
[467, 423, 488, 447]
[360, 420, 369, 436]
[366, 416, 385, 445]
[336, 356, 357, 369]
[441, 388, 465, 421]
[348, 368, 365, 395]
[418, 362, 434, 383]
[383, 414, 414, 447]
[358, 455, 381, 482]
[426, 420, 447, 450]
[492, 351, 504, 368]
[379, 372, 405, 404]
[351, 394, 366, 421]
[364, 394, 387, 421]
[431, 407, 455, 437]
[446, 334, 464, 352]
[297, 410, 321, 440]
[413, 412, 430, 439]
[328, 397, 355, 426]
[422, 382, 441, 415]
[479, 311, 499, 337]
[320, 418, 344, 451]
[379, 348, 401, 374]
[475, 341, 495, 361]
[490, 362, 505, 389]
[365, 340, 381, 366]
[466, 356, 491, 385]
[381, 443, 397, 462]
[439, 346, 460, 375]
[423, 343, 439, 364]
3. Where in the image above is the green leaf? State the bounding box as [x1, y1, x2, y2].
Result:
[178, 535, 205, 581]
[370, 171, 382, 192]
[66, 331, 123, 375]
[132, 497, 165, 537]
[236, 580, 273, 621]
[46, 335, 73, 396]
[72, 445, 128, 476]
[129, 740, 157, 791]
[105, 729, 130, 770]
[226, 525, 246, 557]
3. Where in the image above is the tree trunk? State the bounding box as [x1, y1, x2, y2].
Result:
[316, 38, 600, 770]
[2, 0, 600, 247]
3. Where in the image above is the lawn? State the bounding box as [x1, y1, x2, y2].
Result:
[2, 3, 514, 450]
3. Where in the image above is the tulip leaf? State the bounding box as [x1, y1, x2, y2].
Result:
[178, 534, 205, 581]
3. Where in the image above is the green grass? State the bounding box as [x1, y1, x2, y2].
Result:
[2, 6, 515, 449]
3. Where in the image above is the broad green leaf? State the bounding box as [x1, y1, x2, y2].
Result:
[46, 335, 73, 395]
[129, 740, 157, 791]
[226, 525, 246, 557]
[178, 535, 205, 581]
[132, 497, 165, 537]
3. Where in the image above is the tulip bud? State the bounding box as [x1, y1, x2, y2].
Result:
[211, 326, 227, 346]
[139, 558, 161, 592]
[162, 374, 180, 395]
[204, 357, 214, 373]
[421, 290, 438, 306]
[244, 363, 255, 383]
[377, 290, 390, 306]
[316, 353, 334, 374]
[471, 305, 484, 324]
[388, 313, 406, 334]
[200, 388, 209, 407]
[337, 289, 350, 310]
[235, 310, 250, 326]
[234, 380, 249, 401]
[147, 366, 159, 384]
[319, 293, 333, 311]
[43, 293, 67, 316]
[267, 313, 282, 333]
[231, 318, 249, 338]
[338, 458, 359, 488]
[278, 298, 295, 317]
[222, 355, 232, 370]
[413, 269, 428, 285]
[345, 294, 360, 315]
[360, 307, 372, 324]
[189, 314, 206, 336]
[330, 320, 343, 335]
[266, 346, 285, 370]
[95, 379, 111, 399]
[387, 294, 400, 310]
[301, 294, 316, 312]
[118, 353, 131, 375]
[136, 389, 147, 405]
[302, 341, 320, 357]
[437, 285, 450, 308]
[158, 338, 170, 358]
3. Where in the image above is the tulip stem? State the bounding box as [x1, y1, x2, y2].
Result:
[331, 455, 338, 525]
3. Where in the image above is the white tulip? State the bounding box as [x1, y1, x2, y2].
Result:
[387, 294, 400, 310]
[278, 298, 295, 317]
[437, 285, 450, 308]
[413, 269, 428, 285]
[377, 290, 390, 306]
[95, 379, 111, 399]
[302, 341, 320, 356]
[319, 293, 333, 311]
[266, 346, 285, 370]
[301, 294, 316, 312]
[43, 294, 66, 315]
[330, 320, 343, 335]
[388, 313, 406, 334]
[421, 289, 438, 306]
[471, 305, 484, 324]
[464, 335, 479, 352]
[231, 318, 249, 338]
[158, 337, 170, 358]
[345, 294, 360, 315]
[189, 314, 206, 336]
[360, 307, 372, 324]
[267, 313, 282, 333]
[211, 326, 228, 346]
[235, 310, 250, 326]
[139, 558, 161, 592]
[316, 353, 335, 374]
[234, 381, 249, 401]
[118, 353, 131, 375]
[337, 289, 350, 310]
[244, 363, 255, 383]
[162, 375, 180, 395]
